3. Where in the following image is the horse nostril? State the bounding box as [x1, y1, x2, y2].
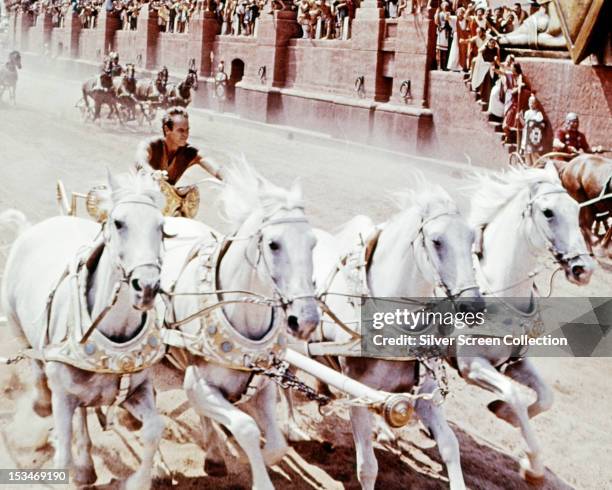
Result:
[131, 278, 142, 291]
[571, 265, 585, 277]
[288, 315, 299, 332]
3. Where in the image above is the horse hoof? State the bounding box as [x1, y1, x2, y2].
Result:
[204, 459, 228, 477]
[487, 400, 520, 427]
[519, 460, 545, 484]
[33, 400, 52, 418]
[74, 465, 97, 486]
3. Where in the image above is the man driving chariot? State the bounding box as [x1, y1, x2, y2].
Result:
[135, 107, 224, 217]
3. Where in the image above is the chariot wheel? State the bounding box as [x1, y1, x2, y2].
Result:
[508, 152, 525, 168]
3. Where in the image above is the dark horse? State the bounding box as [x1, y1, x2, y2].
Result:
[0, 51, 22, 105]
[81, 60, 120, 122]
[112, 63, 139, 121]
[166, 60, 198, 107]
[552, 154, 612, 253]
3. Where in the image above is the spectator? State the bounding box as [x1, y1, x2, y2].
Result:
[470, 34, 500, 104]
[434, 2, 452, 70]
[447, 6, 469, 72]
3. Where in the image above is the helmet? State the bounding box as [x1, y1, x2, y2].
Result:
[110, 51, 119, 61]
[565, 112, 579, 123]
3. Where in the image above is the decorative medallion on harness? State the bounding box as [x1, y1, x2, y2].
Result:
[42, 254, 166, 374]
[162, 238, 287, 371]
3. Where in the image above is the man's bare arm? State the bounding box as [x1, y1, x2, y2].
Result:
[193, 154, 224, 180]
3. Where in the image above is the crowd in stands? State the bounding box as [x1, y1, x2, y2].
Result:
[430, 1, 544, 147]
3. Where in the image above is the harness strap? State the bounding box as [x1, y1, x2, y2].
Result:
[100, 374, 132, 431]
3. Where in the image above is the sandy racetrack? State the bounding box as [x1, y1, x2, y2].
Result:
[0, 68, 611, 489]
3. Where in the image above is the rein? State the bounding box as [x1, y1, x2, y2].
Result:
[162, 208, 317, 331]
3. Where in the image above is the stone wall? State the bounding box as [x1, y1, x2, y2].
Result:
[7, 7, 611, 169]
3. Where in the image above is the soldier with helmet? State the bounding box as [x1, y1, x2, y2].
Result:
[102, 51, 123, 77]
[553, 112, 591, 154]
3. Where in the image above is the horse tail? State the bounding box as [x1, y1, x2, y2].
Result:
[0, 209, 30, 237]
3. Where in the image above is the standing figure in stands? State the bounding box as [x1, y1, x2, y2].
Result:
[488, 53, 514, 119]
[520, 94, 545, 166]
[501, 62, 524, 143]
[319, 0, 334, 38]
[470, 34, 499, 106]
[434, 2, 452, 70]
[553, 113, 591, 154]
[447, 6, 469, 72]
[297, 0, 311, 38]
[464, 26, 486, 74]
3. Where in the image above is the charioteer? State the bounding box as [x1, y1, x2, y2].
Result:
[135, 107, 224, 217]
[552, 112, 591, 154]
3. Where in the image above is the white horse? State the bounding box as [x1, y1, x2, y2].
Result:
[456, 164, 595, 481]
[0, 171, 166, 489]
[311, 185, 483, 490]
[153, 163, 320, 489]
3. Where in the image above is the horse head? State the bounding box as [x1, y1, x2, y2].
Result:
[9, 51, 22, 69]
[470, 164, 595, 289]
[100, 170, 166, 310]
[218, 163, 320, 340]
[521, 165, 595, 285]
[392, 185, 484, 312]
[124, 63, 136, 92]
[186, 68, 198, 91]
[156, 66, 169, 92]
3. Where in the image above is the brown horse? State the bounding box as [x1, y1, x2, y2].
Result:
[81, 60, 120, 122]
[112, 63, 139, 121]
[551, 154, 612, 252]
[135, 66, 169, 109]
[166, 61, 198, 107]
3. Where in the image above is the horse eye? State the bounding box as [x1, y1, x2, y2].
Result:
[432, 239, 442, 249]
[543, 209, 554, 219]
[269, 241, 280, 251]
[114, 220, 125, 230]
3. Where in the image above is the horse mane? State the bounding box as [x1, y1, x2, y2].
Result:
[97, 171, 165, 214]
[391, 172, 458, 219]
[469, 164, 561, 227]
[216, 158, 303, 228]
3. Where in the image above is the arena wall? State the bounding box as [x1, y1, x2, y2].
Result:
[7, 7, 611, 168]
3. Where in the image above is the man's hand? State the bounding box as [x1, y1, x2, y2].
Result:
[151, 169, 169, 181]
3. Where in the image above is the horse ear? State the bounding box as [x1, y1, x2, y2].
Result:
[543, 161, 560, 181]
[106, 168, 121, 193]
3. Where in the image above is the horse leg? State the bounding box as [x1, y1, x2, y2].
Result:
[49, 387, 78, 475]
[349, 406, 378, 490]
[458, 356, 545, 481]
[200, 416, 230, 477]
[414, 374, 465, 490]
[31, 359, 52, 417]
[121, 379, 165, 490]
[73, 407, 97, 485]
[245, 380, 289, 466]
[93, 98, 102, 122]
[183, 366, 274, 490]
[500, 358, 553, 419]
[284, 388, 311, 442]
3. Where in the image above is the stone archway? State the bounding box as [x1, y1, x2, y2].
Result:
[227, 58, 245, 106]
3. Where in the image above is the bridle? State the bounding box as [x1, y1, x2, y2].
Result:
[238, 205, 317, 308]
[411, 211, 480, 300]
[521, 185, 591, 266]
[103, 197, 164, 286]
